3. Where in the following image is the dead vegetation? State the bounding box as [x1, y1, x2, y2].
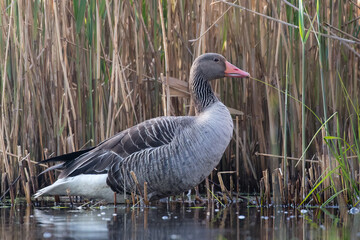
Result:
[0, 0, 359, 206]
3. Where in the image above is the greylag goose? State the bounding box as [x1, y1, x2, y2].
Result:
[34, 53, 249, 202]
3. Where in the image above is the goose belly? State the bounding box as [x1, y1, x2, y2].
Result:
[177, 104, 233, 186]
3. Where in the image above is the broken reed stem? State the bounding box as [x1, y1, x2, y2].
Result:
[26, 151, 37, 193]
[25, 182, 31, 205]
[207, 187, 225, 208]
[205, 177, 211, 202]
[217, 172, 228, 205]
[160, 73, 167, 116]
[113, 192, 117, 205]
[19, 161, 31, 205]
[255, 152, 319, 163]
[230, 176, 233, 202]
[130, 171, 143, 199]
[66, 188, 73, 205]
[143, 182, 149, 206]
[131, 192, 136, 206]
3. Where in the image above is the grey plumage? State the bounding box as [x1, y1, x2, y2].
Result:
[34, 53, 249, 202]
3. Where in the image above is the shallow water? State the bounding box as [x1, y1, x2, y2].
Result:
[1, 202, 360, 240]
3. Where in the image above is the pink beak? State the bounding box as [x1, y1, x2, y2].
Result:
[224, 61, 250, 78]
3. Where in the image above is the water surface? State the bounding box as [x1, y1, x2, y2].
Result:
[1, 202, 359, 239]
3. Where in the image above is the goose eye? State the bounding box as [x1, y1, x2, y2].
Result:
[214, 58, 219, 62]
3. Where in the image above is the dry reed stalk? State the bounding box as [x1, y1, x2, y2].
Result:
[0, 0, 14, 205]
[25, 182, 31, 205]
[158, 0, 171, 116]
[113, 192, 117, 205]
[271, 172, 278, 204]
[130, 170, 143, 199]
[24, 151, 36, 193]
[217, 172, 235, 204]
[19, 161, 28, 202]
[131, 192, 136, 206]
[0, 0, 358, 205]
[229, 175, 233, 202]
[1, 173, 8, 199]
[259, 176, 264, 205]
[143, 182, 149, 206]
[205, 177, 211, 202]
[44, 149, 59, 203]
[239, 131, 257, 182]
[52, 1, 76, 132]
[263, 170, 271, 205]
[277, 169, 284, 204]
[66, 189, 73, 205]
[235, 116, 239, 194]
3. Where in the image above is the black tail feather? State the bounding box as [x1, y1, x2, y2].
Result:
[38, 163, 64, 176]
[39, 147, 95, 164]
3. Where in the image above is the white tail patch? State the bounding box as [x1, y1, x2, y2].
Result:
[34, 174, 124, 203]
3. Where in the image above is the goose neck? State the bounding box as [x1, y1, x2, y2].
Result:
[189, 68, 217, 114]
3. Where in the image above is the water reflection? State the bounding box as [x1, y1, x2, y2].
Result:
[1, 202, 360, 239]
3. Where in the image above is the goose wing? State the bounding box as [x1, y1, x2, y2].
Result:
[43, 116, 192, 179]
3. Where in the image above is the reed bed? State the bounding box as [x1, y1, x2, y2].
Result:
[0, 0, 359, 206]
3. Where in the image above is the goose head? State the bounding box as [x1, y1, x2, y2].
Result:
[190, 53, 249, 113]
[191, 53, 250, 81]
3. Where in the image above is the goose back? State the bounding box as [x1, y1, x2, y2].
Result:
[55, 116, 194, 179]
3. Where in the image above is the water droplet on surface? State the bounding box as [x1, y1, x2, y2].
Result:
[349, 207, 360, 215]
[170, 234, 181, 239]
[43, 232, 52, 238]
